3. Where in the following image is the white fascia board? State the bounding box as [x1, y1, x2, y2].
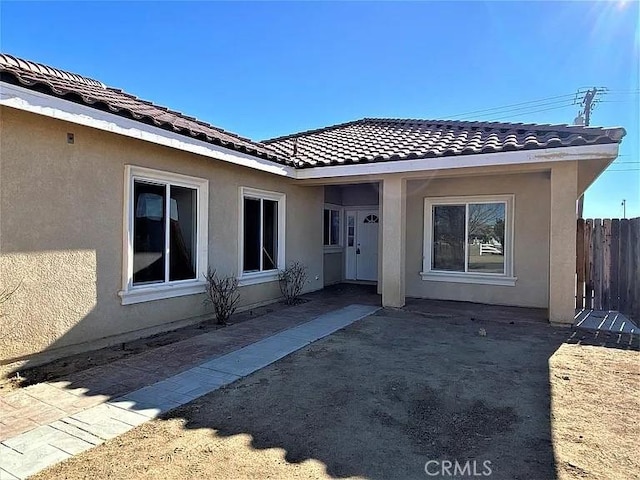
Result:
[0, 82, 296, 178]
[293, 143, 620, 180]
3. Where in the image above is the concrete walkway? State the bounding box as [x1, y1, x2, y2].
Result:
[0, 303, 379, 479]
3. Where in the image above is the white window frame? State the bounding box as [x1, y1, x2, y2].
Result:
[323, 203, 343, 251]
[421, 194, 517, 286]
[119, 165, 209, 305]
[238, 187, 286, 286]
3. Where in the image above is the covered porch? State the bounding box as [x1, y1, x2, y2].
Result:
[311, 163, 583, 324]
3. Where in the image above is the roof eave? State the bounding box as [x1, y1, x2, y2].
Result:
[0, 81, 297, 178]
[293, 142, 621, 180]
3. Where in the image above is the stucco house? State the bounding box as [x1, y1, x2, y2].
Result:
[0, 54, 626, 368]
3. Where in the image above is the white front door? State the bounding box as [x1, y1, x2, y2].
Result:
[345, 209, 379, 281]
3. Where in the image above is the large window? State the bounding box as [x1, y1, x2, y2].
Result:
[120, 166, 208, 304]
[422, 195, 515, 286]
[239, 187, 285, 284]
[324, 206, 342, 247]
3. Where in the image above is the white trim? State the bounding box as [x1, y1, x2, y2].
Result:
[419, 272, 517, 286]
[120, 165, 209, 304]
[118, 281, 207, 305]
[1, 81, 619, 183]
[0, 82, 296, 178]
[237, 270, 280, 286]
[238, 186, 286, 285]
[323, 204, 343, 248]
[422, 194, 515, 286]
[294, 144, 620, 179]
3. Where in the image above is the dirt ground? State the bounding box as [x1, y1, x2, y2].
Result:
[33, 309, 639, 480]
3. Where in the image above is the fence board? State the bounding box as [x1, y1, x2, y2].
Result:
[577, 217, 638, 319]
[576, 219, 585, 309]
[584, 219, 594, 309]
[630, 218, 640, 319]
[602, 219, 611, 309]
[610, 219, 620, 311]
[593, 219, 603, 310]
[619, 219, 630, 313]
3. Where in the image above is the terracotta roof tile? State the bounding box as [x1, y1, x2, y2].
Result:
[1, 54, 626, 170]
[0, 54, 289, 165]
[264, 117, 625, 167]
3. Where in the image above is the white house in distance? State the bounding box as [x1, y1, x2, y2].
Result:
[0, 54, 626, 370]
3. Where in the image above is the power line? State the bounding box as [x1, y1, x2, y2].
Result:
[491, 104, 575, 121]
[606, 90, 640, 94]
[444, 93, 577, 119]
[444, 88, 635, 123]
[465, 99, 576, 120]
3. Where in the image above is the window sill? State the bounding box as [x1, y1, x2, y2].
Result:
[119, 281, 206, 305]
[238, 270, 280, 286]
[323, 245, 343, 253]
[420, 271, 517, 287]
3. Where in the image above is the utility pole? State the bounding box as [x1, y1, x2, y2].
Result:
[583, 88, 596, 126]
[574, 87, 607, 218]
[573, 87, 607, 126]
[622, 199, 626, 219]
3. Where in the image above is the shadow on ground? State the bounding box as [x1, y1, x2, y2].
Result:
[161, 306, 567, 479]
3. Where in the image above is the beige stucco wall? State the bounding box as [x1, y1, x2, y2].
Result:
[323, 251, 343, 285]
[405, 172, 551, 308]
[0, 107, 323, 366]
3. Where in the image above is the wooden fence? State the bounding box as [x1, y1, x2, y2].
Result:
[576, 217, 640, 319]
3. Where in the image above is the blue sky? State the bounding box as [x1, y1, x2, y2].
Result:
[2, 1, 638, 217]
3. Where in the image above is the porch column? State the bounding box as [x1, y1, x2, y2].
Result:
[549, 162, 578, 324]
[381, 176, 406, 307]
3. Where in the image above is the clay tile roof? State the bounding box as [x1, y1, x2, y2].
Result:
[1, 54, 626, 170]
[264, 117, 626, 168]
[0, 54, 289, 165]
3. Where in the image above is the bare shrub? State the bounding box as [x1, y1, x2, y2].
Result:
[204, 269, 240, 325]
[0, 282, 21, 317]
[278, 261, 308, 305]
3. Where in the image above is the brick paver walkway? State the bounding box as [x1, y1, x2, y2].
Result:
[0, 286, 377, 443]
